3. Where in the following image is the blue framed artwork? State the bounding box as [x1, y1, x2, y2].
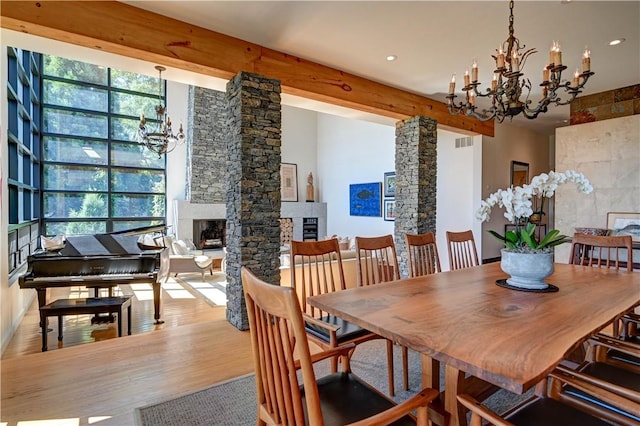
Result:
[349, 182, 382, 217]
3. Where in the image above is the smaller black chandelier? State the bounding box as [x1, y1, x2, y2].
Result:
[446, 0, 594, 123]
[137, 65, 185, 157]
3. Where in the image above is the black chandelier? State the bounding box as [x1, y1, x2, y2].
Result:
[137, 65, 185, 157]
[446, 0, 594, 122]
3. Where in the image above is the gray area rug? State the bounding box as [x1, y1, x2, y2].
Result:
[136, 339, 531, 425]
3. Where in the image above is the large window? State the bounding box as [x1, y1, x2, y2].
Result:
[40, 55, 167, 235]
[6, 47, 41, 275]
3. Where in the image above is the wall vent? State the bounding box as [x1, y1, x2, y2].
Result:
[455, 136, 473, 148]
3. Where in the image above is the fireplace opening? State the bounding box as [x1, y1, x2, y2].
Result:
[194, 219, 226, 249]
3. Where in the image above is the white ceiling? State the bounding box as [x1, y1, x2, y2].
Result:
[12, 1, 640, 136]
[119, 0, 639, 136]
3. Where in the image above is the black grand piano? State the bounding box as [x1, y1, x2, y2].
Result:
[19, 226, 169, 324]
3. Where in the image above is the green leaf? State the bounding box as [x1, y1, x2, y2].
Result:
[488, 230, 507, 243]
[505, 231, 518, 243]
[521, 228, 536, 249]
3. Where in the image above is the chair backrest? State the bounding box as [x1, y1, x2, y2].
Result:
[446, 230, 480, 270]
[405, 232, 442, 278]
[569, 233, 633, 271]
[242, 267, 324, 425]
[355, 235, 400, 286]
[290, 238, 347, 318]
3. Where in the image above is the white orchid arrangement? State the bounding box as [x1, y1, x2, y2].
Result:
[476, 170, 593, 252]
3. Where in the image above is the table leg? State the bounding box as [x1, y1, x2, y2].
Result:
[420, 354, 449, 426]
[152, 282, 164, 324]
[445, 364, 468, 426]
[421, 353, 440, 390]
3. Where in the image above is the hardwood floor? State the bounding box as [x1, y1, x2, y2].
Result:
[1, 272, 254, 426]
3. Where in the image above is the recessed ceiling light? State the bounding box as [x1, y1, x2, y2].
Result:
[386, 55, 397, 62]
[609, 38, 626, 46]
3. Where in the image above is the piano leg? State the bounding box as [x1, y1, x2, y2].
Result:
[152, 282, 164, 324]
[37, 289, 47, 328]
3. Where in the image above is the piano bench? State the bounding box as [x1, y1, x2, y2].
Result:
[40, 296, 132, 352]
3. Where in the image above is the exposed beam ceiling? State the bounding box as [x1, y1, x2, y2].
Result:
[0, 1, 494, 136]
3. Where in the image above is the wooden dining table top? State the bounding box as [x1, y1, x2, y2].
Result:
[308, 262, 640, 394]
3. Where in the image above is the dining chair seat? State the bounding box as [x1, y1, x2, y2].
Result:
[305, 316, 372, 344]
[458, 365, 637, 426]
[308, 372, 417, 426]
[505, 398, 612, 426]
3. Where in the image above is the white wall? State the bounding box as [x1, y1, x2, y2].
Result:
[281, 106, 318, 203]
[316, 113, 396, 238]
[436, 130, 484, 271]
[315, 114, 481, 271]
[165, 81, 189, 233]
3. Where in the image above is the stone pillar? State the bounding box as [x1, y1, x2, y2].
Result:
[187, 87, 228, 203]
[394, 116, 437, 277]
[225, 72, 282, 330]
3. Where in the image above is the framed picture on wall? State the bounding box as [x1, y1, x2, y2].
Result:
[349, 182, 382, 217]
[384, 172, 396, 197]
[280, 163, 298, 202]
[510, 161, 529, 186]
[383, 199, 395, 221]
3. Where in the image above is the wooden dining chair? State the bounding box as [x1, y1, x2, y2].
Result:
[446, 230, 480, 270]
[290, 239, 383, 375]
[569, 233, 634, 271]
[568, 233, 634, 340]
[355, 235, 409, 396]
[241, 266, 440, 426]
[458, 366, 639, 426]
[405, 232, 442, 278]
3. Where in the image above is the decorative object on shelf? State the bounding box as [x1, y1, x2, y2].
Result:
[574, 227, 610, 237]
[280, 163, 298, 202]
[137, 65, 185, 157]
[306, 172, 314, 202]
[383, 172, 396, 197]
[607, 212, 640, 242]
[349, 182, 382, 217]
[383, 199, 395, 221]
[476, 170, 593, 290]
[446, 0, 594, 123]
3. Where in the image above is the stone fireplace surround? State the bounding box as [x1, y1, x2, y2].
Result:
[174, 200, 327, 244]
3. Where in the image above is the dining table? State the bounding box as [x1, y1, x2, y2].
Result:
[307, 262, 640, 426]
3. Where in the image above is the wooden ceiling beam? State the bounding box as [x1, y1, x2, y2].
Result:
[1, 1, 494, 136]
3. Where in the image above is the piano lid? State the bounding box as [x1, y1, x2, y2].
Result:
[60, 234, 144, 256]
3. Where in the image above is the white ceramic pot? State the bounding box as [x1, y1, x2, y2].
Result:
[500, 249, 554, 290]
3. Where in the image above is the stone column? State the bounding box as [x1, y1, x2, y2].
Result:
[394, 116, 437, 277]
[187, 87, 228, 203]
[225, 72, 282, 330]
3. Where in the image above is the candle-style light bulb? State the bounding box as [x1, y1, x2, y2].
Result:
[464, 70, 470, 87]
[573, 68, 580, 87]
[511, 49, 520, 72]
[491, 73, 498, 90]
[449, 74, 456, 94]
[471, 59, 478, 82]
[497, 47, 505, 69]
[582, 46, 591, 72]
[543, 67, 550, 83]
[469, 91, 476, 106]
